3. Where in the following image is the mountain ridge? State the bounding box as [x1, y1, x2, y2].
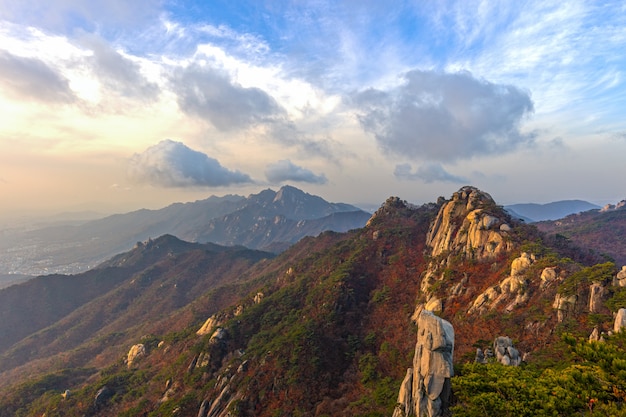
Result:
[2, 187, 626, 416]
[505, 199, 600, 222]
[0, 186, 369, 276]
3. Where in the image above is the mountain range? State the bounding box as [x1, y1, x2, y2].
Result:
[0, 185, 370, 276]
[1, 186, 626, 416]
[505, 200, 601, 222]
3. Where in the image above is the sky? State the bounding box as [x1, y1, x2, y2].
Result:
[1, 0, 626, 220]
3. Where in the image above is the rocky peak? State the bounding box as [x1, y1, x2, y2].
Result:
[426, 186, 513, 261]
[366, 197, 408, 227]
[272, 185, 304, 203]
[600, 199, 626, 212]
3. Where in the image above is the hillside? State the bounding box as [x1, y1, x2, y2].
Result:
[2, 187, 626, 416]
[0, 186, 369, 276]
[535, 202, 626, 266]
[0, 235, 275, 382]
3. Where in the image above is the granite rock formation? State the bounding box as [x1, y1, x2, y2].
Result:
[392, 310, 454, 417]
[426, 186, 513, 261]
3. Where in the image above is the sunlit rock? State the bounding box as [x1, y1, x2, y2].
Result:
[614, 308, 626, 333]
[127, 343, 146, 368]
[589, 282, 606, 313]
[392, 310, 454, 417]
[426, 186, 513, 261]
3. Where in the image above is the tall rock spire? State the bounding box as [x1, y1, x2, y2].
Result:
[393, 310, 454, 417]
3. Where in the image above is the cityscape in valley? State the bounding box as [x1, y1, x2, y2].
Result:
[2, 1, 626, 416]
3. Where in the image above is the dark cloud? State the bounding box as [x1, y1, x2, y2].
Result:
[128, 139, 252, 187]
[80, 34, 159, 100]
[394, 163, 467, 183]
[0, 50, 75, 103]
[171, 65, 283, 131]
[265, 160, 327, 184]
[353, 70, 534, 162]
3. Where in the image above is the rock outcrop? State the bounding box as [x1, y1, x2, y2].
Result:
[126, 343, 146, 368]
[540, 266, 560, 289]
[553, 293, 577, 323]
[493, 336, 521, 366]
[426, 186, 513, 261]
[614, 308, 626, 333]
[468, 252, 534, 314]
[614, 266, 626, 287]
[392, 310, 454, 417]
[94, 386, 113, 409]
[197, 313, 227, 336]
[589, 282, 606, 313]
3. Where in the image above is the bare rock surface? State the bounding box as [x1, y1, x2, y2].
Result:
[426, 186, 513, 261]
[393, 310, 454, 417]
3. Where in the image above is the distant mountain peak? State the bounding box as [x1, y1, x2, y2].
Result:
[273, 184, 306, 203]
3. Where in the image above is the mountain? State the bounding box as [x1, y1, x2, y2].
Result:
[2, 186, 626, 416]
[0, 235, 274, 383]
[0, 186, 369, 276]
[0, 273, 31, 290]
[535, 200, 626, 266]
[505, 199, 600, 222]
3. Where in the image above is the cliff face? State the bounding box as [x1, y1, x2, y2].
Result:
[426, 186, 513, 261]
[419, 186, 516, 312]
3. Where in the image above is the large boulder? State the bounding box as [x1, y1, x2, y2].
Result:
[392, 310, 454, 417]
[94, 385, 113, 408]
[614, 308, 626, 333]
[127, 343, 146, 368]
[493, 336, 521, 366]
[197, 313, 226, 336]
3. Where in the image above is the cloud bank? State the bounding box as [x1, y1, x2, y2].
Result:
[265, 160, 327, 184]
[128, 139, 252, 187]
[353, 70, 534, 162]
[394, 163, 467, 183]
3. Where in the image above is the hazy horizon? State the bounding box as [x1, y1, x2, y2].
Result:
[1, 1, 625, 220]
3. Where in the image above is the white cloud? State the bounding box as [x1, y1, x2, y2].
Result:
[265, 160, 327, 184]
[353, 69, 534, 162]
[128, 139, 253, 187]
[394, 163, 467, 184]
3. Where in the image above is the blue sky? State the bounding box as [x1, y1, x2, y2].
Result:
[0, 0, 625, 219]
